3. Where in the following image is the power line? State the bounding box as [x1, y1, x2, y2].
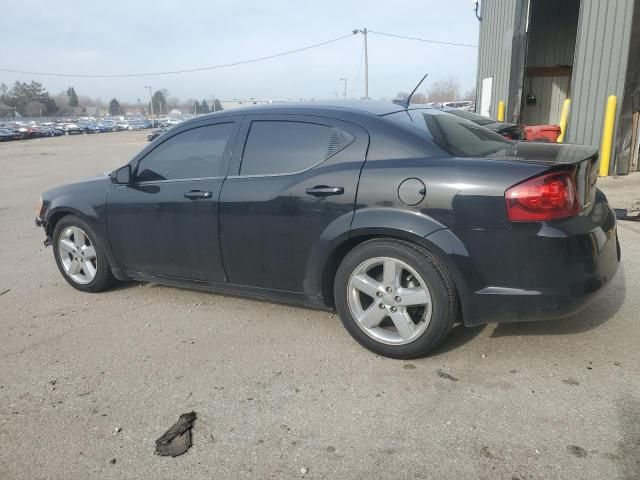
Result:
[368, 30, 477, 48]
[0, 33, 356, 78]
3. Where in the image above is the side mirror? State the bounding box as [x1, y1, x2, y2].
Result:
[112, 165, 132, 184]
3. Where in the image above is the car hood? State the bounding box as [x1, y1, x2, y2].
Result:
[43, 174, 110, 202]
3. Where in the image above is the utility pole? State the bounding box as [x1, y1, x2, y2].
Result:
[340, 78, 347, 99]
[145, 86, 154, 126]
[353, 28, 369, 99]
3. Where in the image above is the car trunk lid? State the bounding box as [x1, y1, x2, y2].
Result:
[494, 142, 599, 211]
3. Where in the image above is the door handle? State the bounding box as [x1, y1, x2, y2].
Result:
[305, 185, 344, 197]
[184, 190, 213, 200]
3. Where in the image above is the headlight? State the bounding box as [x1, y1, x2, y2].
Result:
[36, 196, 44, 217]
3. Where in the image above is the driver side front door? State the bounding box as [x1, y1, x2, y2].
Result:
[106, 120, 238, 282]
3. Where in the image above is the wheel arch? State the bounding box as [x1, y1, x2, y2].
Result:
[45, 207, 128, 281]
[317, 227, 475, 326]
[316, 228, 441, 306]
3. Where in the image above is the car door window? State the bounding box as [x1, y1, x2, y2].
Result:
[239, 120, 354, 176]
[136, 123, 234, 182]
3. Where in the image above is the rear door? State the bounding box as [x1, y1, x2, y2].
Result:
[107, 119, 239, 281]
[218, 114, 369, 292]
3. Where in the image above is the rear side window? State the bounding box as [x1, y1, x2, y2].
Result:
[136, 123, 234, 181]
[240, 121, 353, 176]
[386, 110, 512, 157]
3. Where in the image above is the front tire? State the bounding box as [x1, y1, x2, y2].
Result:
[334, 239, 459, 359]
[52, 215, 115, 292]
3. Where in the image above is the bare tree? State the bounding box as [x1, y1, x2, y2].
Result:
[426, 77, 461, 103]
[461, 87, 476, 101]
[410, 92, 428, 104]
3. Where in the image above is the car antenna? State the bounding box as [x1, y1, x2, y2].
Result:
[392, 73, 429, 109]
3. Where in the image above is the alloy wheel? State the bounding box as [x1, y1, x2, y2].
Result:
[57, 226, 98, 285]
[347, 256, 433, 345]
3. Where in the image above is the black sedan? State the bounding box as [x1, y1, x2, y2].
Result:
[35, 102, 620, 358]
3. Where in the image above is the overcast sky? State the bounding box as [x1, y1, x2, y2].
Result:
[1, 0, 480, 103]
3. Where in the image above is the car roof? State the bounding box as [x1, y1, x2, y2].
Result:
[202, 100, 438, 118]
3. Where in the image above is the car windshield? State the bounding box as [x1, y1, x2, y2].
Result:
[385, 109, 513, 157]
[444, 109, 497, 126]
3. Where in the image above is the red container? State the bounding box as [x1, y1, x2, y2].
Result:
[524, 124, 561, 142]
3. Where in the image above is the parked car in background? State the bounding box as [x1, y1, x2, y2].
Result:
[147, 127, 169, 141]
[126, 120, 146, 131]
[433, 100, 475, 111]
[0, 128, 15, 141]
[6, 126, 25, 140]
[63, 123, 84, 135]
[437, 106, 524, 140]
[36, 101, 619, 359]
[79, 122, 100, 134]
[97, 121, 116, 132]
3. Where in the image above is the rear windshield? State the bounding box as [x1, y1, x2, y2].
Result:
[385, 109, 513, 158]
[444, 109, 496, 126]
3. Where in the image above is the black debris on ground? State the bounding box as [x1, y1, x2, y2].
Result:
[614, 205, 640, 221]
[436, 369, 458, 382]
[567, 445, 588, 458]
[155, 411, 197, 457]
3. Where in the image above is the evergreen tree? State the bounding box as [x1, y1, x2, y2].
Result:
[4, 81, 57, 115]
[200, 100, 210, 114]
[213, 99, 223, 111]
[109, 98, 121, 116]
[151, 90, 167, 115]
[67, 87, 79, 107]
[193, 101, 200, 114]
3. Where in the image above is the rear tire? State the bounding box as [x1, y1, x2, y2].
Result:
[334, 239, 458, 359]
[52, 215, 116, 293]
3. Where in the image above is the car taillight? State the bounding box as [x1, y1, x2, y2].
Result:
[505, 170, 579, 221]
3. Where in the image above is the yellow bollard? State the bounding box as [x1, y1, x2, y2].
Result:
[497, 100, 505, 122]
[599, 95, 617, 177]
[557, 98, 570, 143]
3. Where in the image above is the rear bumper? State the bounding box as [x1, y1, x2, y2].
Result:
[450, 192, 620, 326]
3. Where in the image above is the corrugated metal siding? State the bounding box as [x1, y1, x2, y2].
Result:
[566, 0, 635, 160]
[520, 0, 579, 125]
[475, 0, 519, 118]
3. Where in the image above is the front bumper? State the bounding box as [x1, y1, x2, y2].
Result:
[35, 216, 52, 246]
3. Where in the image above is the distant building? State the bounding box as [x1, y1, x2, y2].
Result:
[476, 0, 640, 174]
[0, 102, 15, 118]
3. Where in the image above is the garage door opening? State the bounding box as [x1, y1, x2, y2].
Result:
[519, 0, 581, 126]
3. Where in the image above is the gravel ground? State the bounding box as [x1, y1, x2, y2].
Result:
[0, 132, 638, 480]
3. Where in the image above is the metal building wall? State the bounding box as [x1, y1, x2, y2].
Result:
[475, 0, 520, 119]
[566, 0, 635, 155]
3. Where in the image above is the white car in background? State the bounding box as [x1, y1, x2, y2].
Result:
[435, 100, 475, 111]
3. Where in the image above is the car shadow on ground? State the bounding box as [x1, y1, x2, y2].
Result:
[432, 323, 488, 355]
[491, 264, 626, 338]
